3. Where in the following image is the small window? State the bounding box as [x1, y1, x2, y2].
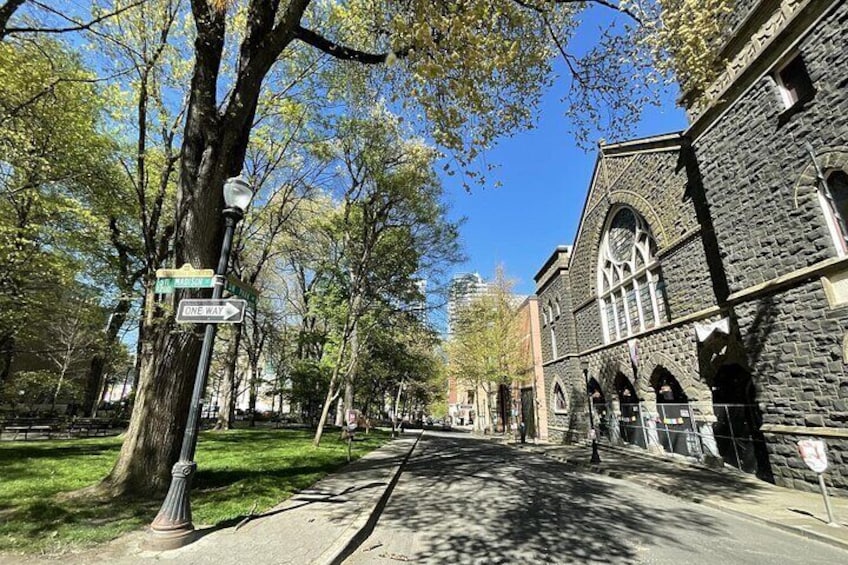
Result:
[555, 297, 561, 317]
[820, 169, 848, 255]
[550, 328, 558, 360]
[553, 382, 568, 413]
[774, 54, 814, 109]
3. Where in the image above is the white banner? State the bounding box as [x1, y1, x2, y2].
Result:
[695, 318, 730, 342]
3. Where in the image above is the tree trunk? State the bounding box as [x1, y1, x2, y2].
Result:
[0, 333, 13, 389]
[83, 297, 132, 416]
[214, 328, 242, 431]
[101, 323, 202, 496]
[248, 366, 259, 428]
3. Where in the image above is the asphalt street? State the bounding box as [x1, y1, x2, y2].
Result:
[344, 431, 846, 564]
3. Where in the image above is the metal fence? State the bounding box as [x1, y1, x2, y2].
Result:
[594, 401, 768, 476]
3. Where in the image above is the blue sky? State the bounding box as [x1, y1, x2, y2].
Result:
[441, 68, 688, 297]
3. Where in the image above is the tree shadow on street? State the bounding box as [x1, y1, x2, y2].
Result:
[371, 434, 728, 564]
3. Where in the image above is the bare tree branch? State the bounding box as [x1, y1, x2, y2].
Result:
[294, 25, 409, 64]
[4, 0, 149, 38]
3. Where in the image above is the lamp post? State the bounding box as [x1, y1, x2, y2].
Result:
[581, 359, 601, 464]
[149, 176, 253, 549]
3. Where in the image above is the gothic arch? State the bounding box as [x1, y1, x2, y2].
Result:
[793, 146, 848, 208]
[596, 355, 632, 394]
[638, 351, 703, 401]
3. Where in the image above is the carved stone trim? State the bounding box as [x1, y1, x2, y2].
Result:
[687, 0, 810, 122]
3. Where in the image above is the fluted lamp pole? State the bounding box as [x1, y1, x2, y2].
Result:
[581, 359, 601, 464]
[148, 176, 254, 550]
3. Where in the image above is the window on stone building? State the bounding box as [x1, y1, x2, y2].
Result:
[598, 206, 669, 343]
[555, 297, 561, 317]
[774, 53, 814, 110]
[820, 169, 848, 255]
[550, 327, 558, 360]
[553, 381, 568, 413]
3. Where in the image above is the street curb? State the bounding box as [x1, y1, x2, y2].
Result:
[537, 450, 848, 553]
[319, 431, 422, 565]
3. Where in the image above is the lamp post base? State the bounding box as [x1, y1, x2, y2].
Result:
[146, 461, 197, 551]
[145, 525, 198, 551]
[590, 440, 601, 464]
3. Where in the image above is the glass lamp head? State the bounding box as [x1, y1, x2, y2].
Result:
[223, 176, 254, 212]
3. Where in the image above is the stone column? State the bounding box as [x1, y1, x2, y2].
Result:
[609, 398, 622, 445]
[640, 400, 663, 453]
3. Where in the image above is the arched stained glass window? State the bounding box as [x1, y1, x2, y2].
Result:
[598, 207, 668, 343]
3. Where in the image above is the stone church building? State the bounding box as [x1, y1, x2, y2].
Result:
[535, 0, 848, 495]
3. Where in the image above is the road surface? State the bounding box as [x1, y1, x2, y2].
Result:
[345, 431, 846, 564]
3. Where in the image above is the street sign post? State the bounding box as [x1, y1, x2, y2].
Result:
[176, 299, 247, 324]
[797, 439, 838, 526]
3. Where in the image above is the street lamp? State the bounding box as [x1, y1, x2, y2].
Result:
[149, 176, 254, 549]
[581, 359, 601, 464]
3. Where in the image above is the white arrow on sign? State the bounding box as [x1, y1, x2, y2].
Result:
[221, 302, 240, 320]
[176, 299, 247, 324]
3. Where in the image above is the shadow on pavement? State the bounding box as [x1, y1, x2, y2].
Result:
[375, 433, 727, 564]
[547, 443, 769, 504]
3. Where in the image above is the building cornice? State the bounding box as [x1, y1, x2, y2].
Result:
[686, 0, 838, 140]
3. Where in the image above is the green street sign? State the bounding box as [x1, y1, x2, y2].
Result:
[225, 276, 258, 304]
[155, 277, 215, 294]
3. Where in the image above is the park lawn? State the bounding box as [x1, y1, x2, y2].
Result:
[0, 427, 390, 555]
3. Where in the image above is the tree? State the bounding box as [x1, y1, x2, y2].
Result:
[0, 37, 115, 390]
[309, 109, 461, 446]
[447, 266, 524, 433]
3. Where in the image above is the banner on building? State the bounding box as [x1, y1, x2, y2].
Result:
[694, 318, 730, 342]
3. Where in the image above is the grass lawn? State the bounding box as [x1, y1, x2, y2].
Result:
[0, 427, 390, 555]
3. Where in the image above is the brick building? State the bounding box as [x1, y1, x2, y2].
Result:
[536, 0, 848, 495]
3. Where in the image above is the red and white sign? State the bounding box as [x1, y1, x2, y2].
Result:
[346, 409, 358, 431]
[798, 439, 828, 474]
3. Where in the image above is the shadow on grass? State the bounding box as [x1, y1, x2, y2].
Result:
[0, 427, 392, 555]
[0, 439, 119, 462]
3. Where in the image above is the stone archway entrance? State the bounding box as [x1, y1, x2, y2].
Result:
[615, 373, 644, 447]
[651, 368, 698, 457]
[711, 364, 773, 480]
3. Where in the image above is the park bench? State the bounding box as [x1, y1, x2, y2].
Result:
[1, 418, 63, 440]
[67, 418, 112, 437]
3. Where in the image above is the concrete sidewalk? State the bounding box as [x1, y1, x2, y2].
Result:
[523, 441, 848, 552]
[6, 433, 420, 565]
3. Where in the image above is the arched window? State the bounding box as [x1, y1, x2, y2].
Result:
[555, 297, 561, 317]
[552, 381, 568, 413]
[598, 207, 668, 343]
[819, 169, 848, 255]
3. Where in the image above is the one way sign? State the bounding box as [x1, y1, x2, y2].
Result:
[176, 299, 247, 324]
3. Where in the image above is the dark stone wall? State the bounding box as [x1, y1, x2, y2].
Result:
[695, 1, 848, 293]
[541, 358, 585, 444]
[695, 1, 848, 493]
[733, 281, 848, 425]
[538, 271, 573, 363]
[660, 235, 717, 319]
[766, 434, 848, 493]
